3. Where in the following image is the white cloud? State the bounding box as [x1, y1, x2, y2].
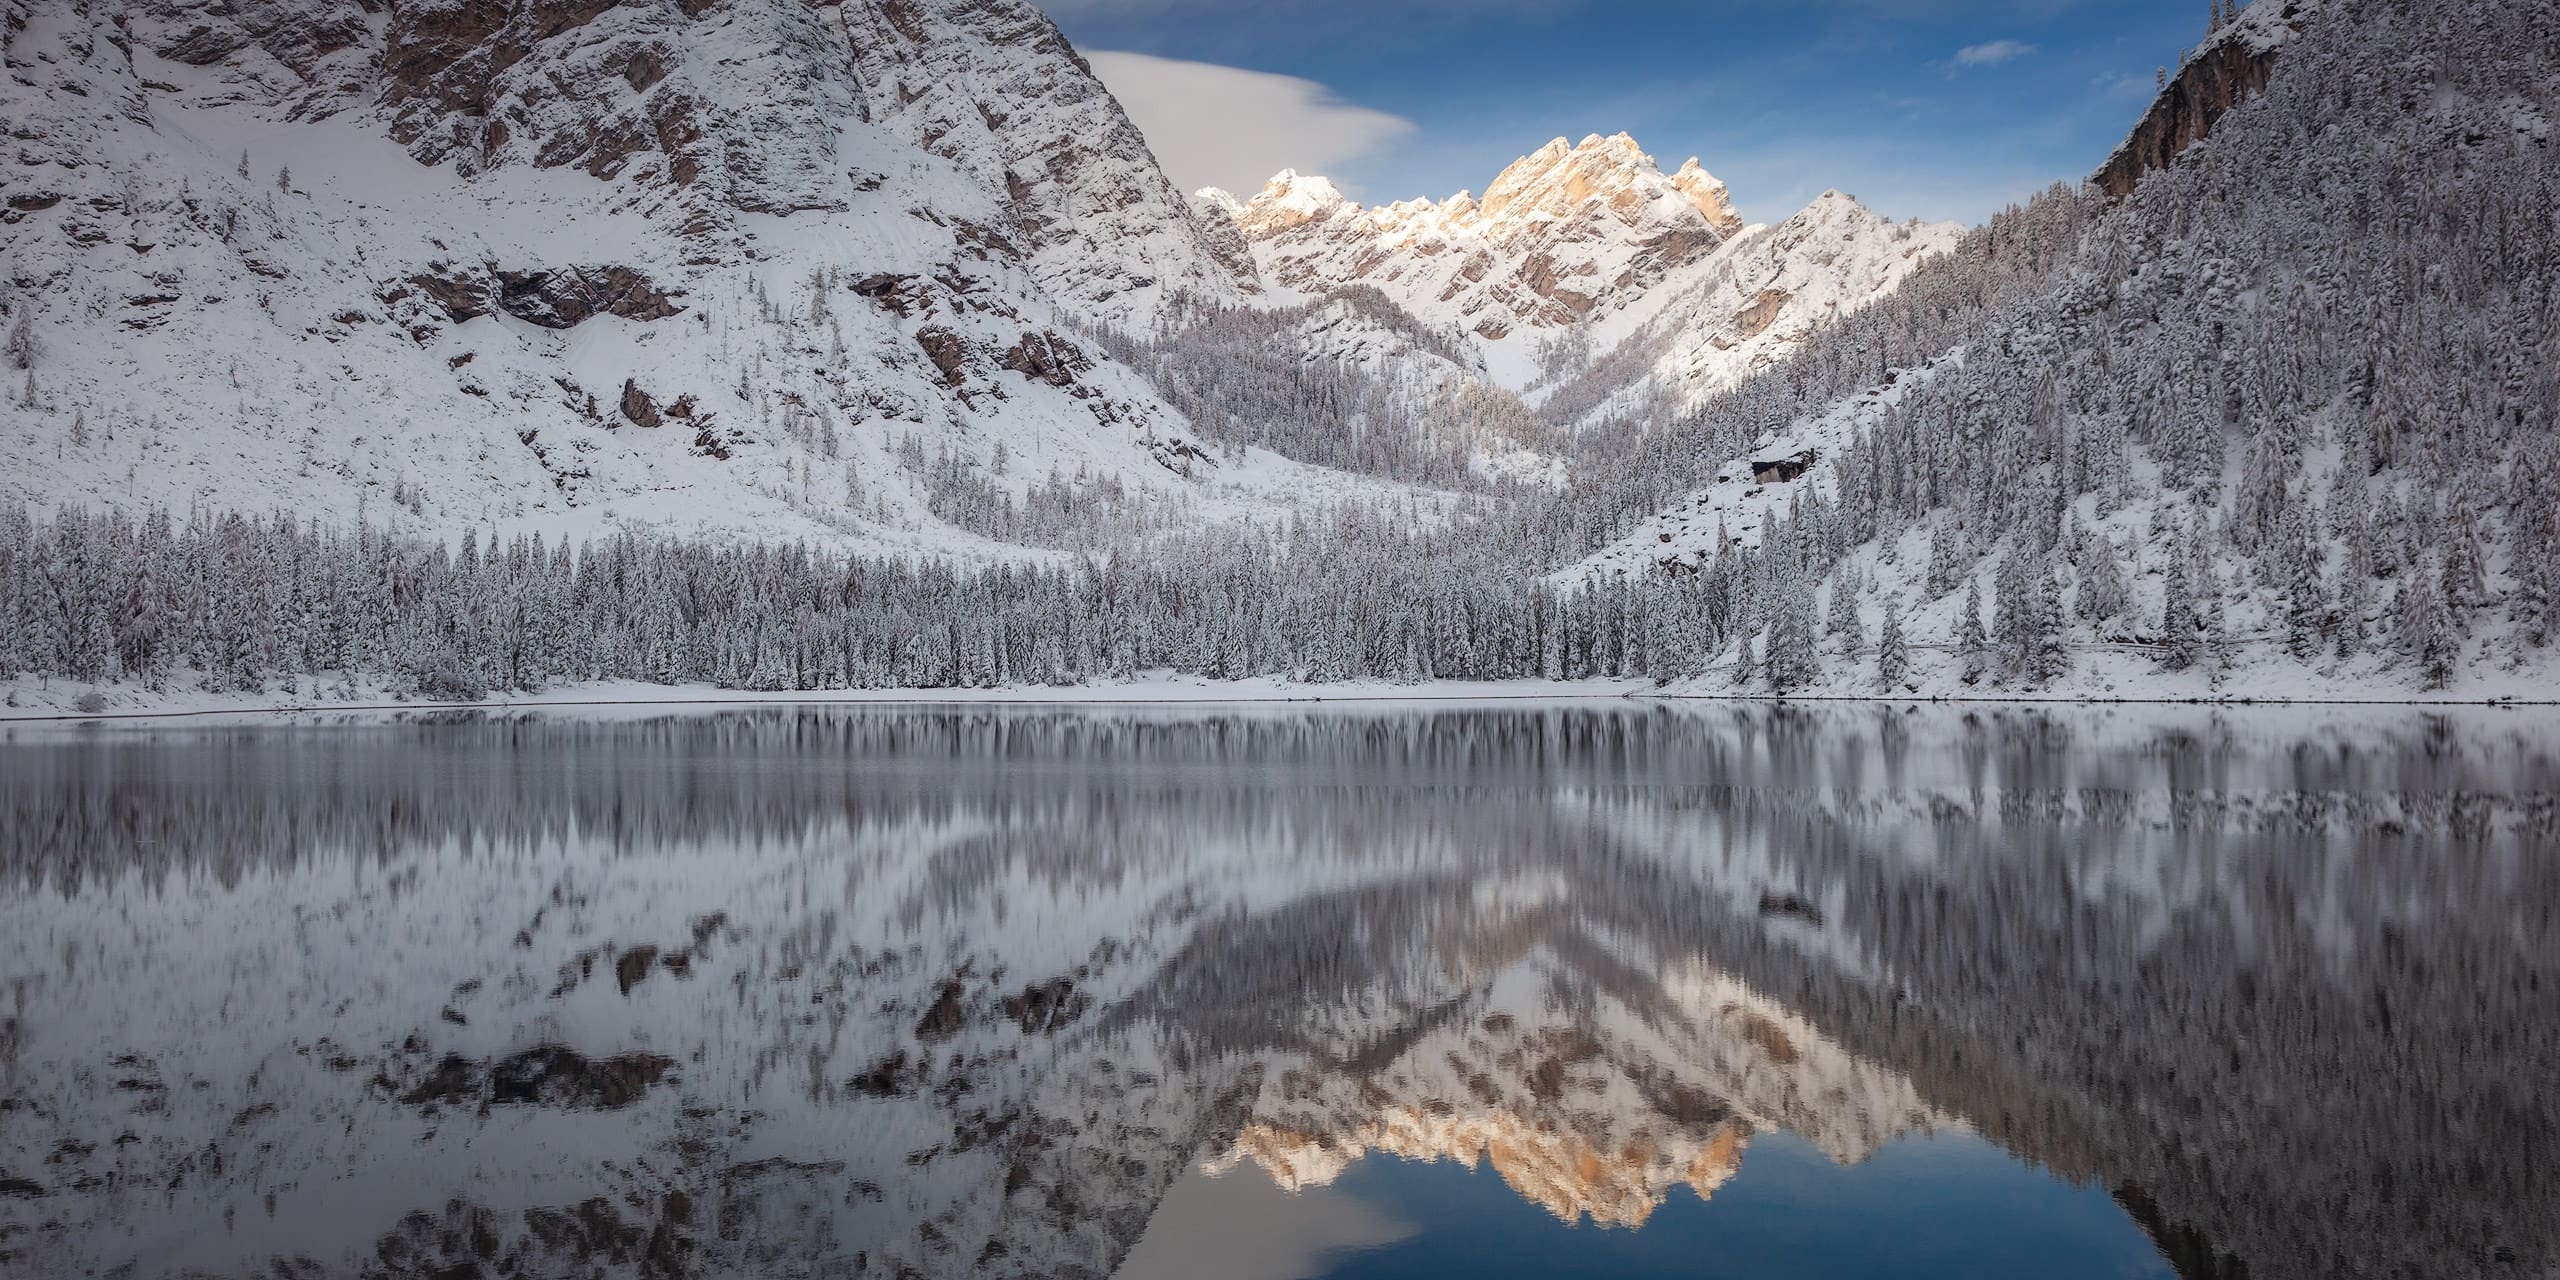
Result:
[1954, 39, 2037, 67]
[1082, 51, 1416, 198]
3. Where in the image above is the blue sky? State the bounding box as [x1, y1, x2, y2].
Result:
[1037, 0, 2218, 226]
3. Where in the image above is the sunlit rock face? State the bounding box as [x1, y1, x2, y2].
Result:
[1216, 134, 1746, 341]
[0, 706, 2554, 1279]
[1202, 134, 1961, 408]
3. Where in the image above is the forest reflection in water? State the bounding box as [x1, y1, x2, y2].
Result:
[0, 704, 2552, 1280]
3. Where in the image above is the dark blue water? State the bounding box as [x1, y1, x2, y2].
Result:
[1314, 1133, 2167, 1280]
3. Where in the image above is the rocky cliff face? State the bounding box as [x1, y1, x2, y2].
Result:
[1213, 965, 1942, 1229]
[108, 0, 1248, 317]
[2094, 0, 2325, 197]
[0, 0, 1300, 549]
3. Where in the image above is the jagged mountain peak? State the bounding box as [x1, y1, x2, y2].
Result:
[1476, 132, 1736, 237]
[1671, 157, 1746, 236]
[1225, 169, 1356, 236]
[1211, 132, 1753, 347]
[1200, 133, 1952, 401]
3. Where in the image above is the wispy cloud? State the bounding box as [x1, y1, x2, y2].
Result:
[1954, 39, 2038, 67]
[1082, 52, 1417, 198]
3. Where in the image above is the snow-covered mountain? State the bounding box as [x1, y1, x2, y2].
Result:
[1558, 0, 2560, 699]
[1201, 133, 1960, 403]
[1534, 189, 1964, 425]
[0, 0, 1960, 574]
[0, 708, 1977, 1278]
[0, 0, 1479, 553]
[1201, 133, 1742, 345]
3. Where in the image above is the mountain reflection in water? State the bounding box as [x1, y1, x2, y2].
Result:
[0, 705, 2552, 1280]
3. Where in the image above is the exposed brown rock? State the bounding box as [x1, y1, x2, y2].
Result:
[1731, 289, 1791, 339]
[916, 327, 969, 387]
[403, 264, 493, 323]
[1147, 436, 1218, 477]
[999, 978, 1090, 1033]
[500, 265, 685, 327]
[2095, 11, 2308, 198]
[620, 378, 662, 428]
[855, 272, 920, 317]
[614, 944, 660, 992]
[999, 331, 1090, 387]
[848, 1051, 916, 1098]
[916, 980, 968, 1041]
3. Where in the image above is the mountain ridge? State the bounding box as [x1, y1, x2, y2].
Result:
[1200, 132, 1960, 402]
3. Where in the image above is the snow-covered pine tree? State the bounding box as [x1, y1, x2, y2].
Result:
[2077, 533, 2129, 625]
[1877, 598, 1909, 689]
[1827, 580, 1863, 655]
[4, 306, 33, 371]
[1924, 517, 1962, 598]
[1958, 579, 1988, 684]
[2280, 495, 2327, 659]
[1992, 547, 2031, 682]
[2203, 581, 2231, 689]
[1767, 577, 1820, 691]
[2029, 548, 2068, 683]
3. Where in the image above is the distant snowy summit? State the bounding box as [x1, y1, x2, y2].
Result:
[1198, 134, 1742, 339]
[1197, 133, 1961, 404]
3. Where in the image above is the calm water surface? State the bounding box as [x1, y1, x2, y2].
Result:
[0, 705, 2552, 1280]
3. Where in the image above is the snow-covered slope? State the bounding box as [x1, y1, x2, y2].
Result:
[1564, 350, 1965, 582]
[1203, 133, 1958, 403]
[0, 0, 1472, 553]
[1559, 0, 2560, 701]
[1537, 191, 1964, 424]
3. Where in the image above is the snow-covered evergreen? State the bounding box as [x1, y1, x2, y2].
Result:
[0, 504, 1697, 695]
[1563, 0, 2560, 699]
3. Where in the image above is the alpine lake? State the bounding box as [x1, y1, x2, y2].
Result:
[0, 702, 2551, 1280]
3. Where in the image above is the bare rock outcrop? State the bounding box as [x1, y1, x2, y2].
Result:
[620, 379, 661, 428]
[1000, 331, 1091, 387]
[496, 265, 686, 328]
[2094, 0, 2322, 198]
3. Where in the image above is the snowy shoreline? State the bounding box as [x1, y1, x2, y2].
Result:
[3, 673, 2550, 728]
[0, 676, 1656, 726]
